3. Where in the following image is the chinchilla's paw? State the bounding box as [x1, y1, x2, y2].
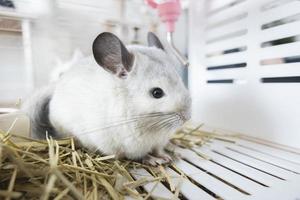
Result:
[142, 152, 173, 166]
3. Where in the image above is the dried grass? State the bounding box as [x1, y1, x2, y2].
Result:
[0, 123, 213, 199]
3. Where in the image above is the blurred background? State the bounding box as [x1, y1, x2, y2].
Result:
[0, 0, 189, 106]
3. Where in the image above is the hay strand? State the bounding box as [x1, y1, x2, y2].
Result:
[0, 123, 213, 199]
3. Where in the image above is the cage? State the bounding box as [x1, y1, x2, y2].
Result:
[0, 0, 300, 199]
[186, 0, 300, 198]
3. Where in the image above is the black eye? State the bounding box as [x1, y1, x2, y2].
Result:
[151, 87, 164, 99]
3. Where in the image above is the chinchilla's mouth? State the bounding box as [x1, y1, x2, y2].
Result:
[176, 111, 191, 123]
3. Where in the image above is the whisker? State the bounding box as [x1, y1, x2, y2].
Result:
[76, 119, 139, 137]
[118, 118, 177, 144]
[153, 117, 179, 132]
[134, 114, 173, 132]
[78, 113, 181, 154]
[76, 112, 176, 137]
[160, 118, 180, 131]
[147, 116, 176, 131]
[140, 115, 178, 134]
[74, 112, 175, 127]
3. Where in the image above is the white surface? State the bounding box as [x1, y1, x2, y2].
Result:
[189, 0, 300, 148]
[0, 20, 30, 103]
[130, 168, 178, 199]
[217, 141, 300, 173]
[22, 19, 34, 93]
[165, 168, 215, 200]
[175, 159, 247, 200]
[175, 147, 265, 194]
[129, 136, 300, 199]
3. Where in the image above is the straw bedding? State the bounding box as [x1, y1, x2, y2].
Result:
[0, 124, 214, 200]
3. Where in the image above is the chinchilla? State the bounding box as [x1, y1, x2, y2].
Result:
[22, 32, 191, 165]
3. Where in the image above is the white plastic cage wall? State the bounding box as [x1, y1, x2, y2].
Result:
[188, 0, 300, 149]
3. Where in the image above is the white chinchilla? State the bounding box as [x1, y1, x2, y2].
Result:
[22, 32, 191, 165]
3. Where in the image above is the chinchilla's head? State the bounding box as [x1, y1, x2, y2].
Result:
[92, 32, 191, 133]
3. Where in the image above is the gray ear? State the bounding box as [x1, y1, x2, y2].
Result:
[92, 32, 134, 78]
[147, 32, 164, 50]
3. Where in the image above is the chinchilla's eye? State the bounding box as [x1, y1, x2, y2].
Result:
[150, 87, 164, 99]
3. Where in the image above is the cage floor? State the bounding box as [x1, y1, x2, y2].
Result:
[130, 135, 300, 200]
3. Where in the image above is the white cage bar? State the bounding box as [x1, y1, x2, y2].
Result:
[189, 0, 300, 149]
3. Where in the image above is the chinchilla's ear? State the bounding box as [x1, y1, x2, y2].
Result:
[92, 32, 134, 78]
[147, 32, 164, 50]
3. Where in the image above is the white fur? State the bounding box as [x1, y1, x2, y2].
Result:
[47, 46, 190, 159]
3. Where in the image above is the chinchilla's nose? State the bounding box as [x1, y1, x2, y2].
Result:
[178, 109, 191, 121]
[177, 95, 191, 121]
[178, 105, 191, 122]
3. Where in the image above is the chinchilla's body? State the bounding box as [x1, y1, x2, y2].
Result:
[22, 32, 191, 164]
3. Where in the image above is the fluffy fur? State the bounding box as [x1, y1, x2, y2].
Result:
[22, 33, 191, 161]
